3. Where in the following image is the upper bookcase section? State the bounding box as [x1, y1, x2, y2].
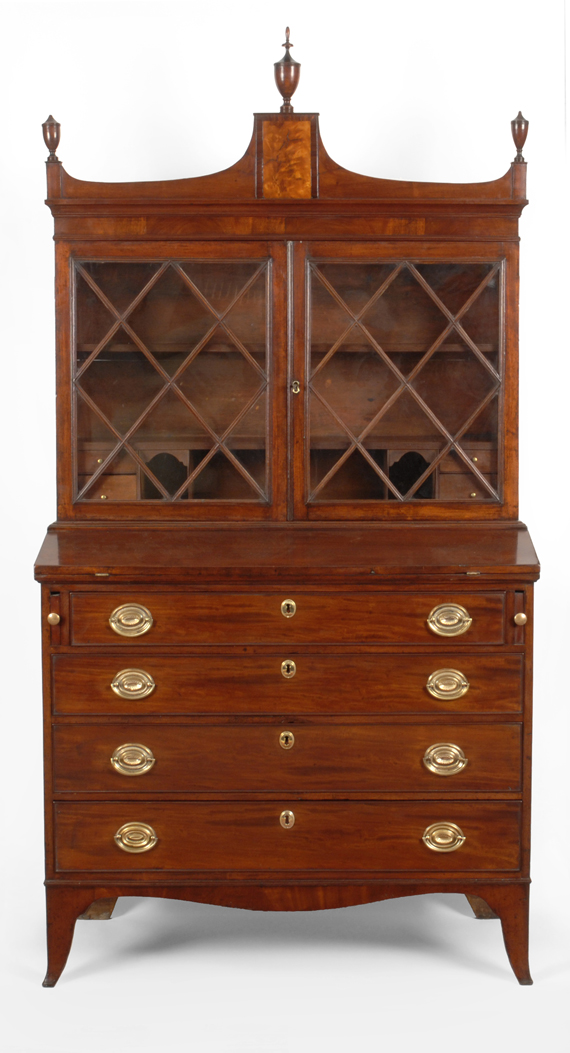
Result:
[43, 30, 529, 239]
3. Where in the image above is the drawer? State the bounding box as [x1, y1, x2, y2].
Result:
[439, 448, 496, 474]
[69, 592, 506, 645]
[52, 653, 523, 715]
[54, 801, 522, 873]
[438, 474, 497, 500]
[53, 723, 522, 792]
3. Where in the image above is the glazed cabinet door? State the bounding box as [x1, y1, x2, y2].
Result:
[291, 243, 516, 521]
[65, 242, 287, 520]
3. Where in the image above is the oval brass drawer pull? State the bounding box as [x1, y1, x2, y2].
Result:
[281, 599, 297, 618]
[114, 821, 158, 853]
[426, 668, 470, 700]
[110, 743, 155, 776]
[423, 743, 468, 776]
[280, 809, 295, 829]
[111, 668, 156, 699]
[279, 730, 295, 750]
[427, 603, 472, 637]
[281, 659, 297, 678]
[422, 822, 466, 853]
[109, 603, 153, 638]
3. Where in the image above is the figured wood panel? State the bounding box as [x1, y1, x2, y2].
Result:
[54, 801, 522, 872]
[69, 592, 506, 646]
[262, 121, 311, 199]
[52, 653, 523, 716]
[53, 723, 522, 793]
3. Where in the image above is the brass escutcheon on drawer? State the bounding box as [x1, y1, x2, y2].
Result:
[427, 603, 472, 637]
[281, 659, 297, 678]
[111, 668, 156, 699]
[114, 821, 158, 853]
[110, 743, 156, 776]
[280, 809, 295, 828]
[426, 668, 470, 700]
[279, 730, 295, 750]
[109, 603, 153, 637]
[423, 742, 468, 776]
[422, 821, 466, 852]
[281, 599, 296, 618]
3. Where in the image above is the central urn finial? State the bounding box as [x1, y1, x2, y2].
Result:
[274, 27, 300, 113]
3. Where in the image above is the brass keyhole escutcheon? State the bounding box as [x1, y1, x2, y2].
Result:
[291, 380, 301, 394]
[281, 599, 296, 618]
[281, 659, 296, 678]
[280, 809, 295, 829]
[279, 730, 295, 750]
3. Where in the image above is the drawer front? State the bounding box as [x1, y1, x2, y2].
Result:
[54, 801, 522, 873]
[53, 723, 522, 792]
[52, 653, 523, 715]
[69, 592, 506, 645]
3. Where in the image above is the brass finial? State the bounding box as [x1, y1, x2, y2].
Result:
[42, 115, 61, 162]
[511, 111, 529, 163]
[274, 27, 300, 113]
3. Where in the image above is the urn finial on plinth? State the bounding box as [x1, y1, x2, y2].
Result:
[511, 111, 529, 163]
[42, 115, 61, 161]
[274, 28, 300, 113]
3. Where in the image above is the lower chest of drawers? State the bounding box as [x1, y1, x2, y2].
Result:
[46, 586, 528, 881]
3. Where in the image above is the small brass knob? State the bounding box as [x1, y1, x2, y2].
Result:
[427, 603, 472, 637]
[110, 743, 155, 776]
[422, 822, 466, 853]
[281, 599, 296, 618]
[281, 659, 297, 679]
[114, 821, 157, 853]
[111, 668, 156, 699]
[423, 743, 468, 777]
[47, 612, 61, 626]
[514, 612, 527, 626]
[279, 730, 295, 750]
[426, 669, 470, 701]
[280, 809, 295, 829]
[109, 603, 153, 637]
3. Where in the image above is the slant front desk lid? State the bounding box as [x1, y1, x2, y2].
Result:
[35, 522, 539, 584]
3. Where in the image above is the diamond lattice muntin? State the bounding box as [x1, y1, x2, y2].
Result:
[74, 260, 269, 502]
[309, 260, 501, 502]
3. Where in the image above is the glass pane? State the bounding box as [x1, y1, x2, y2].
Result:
[178, 336, 264, 436]
[225, 393, 268, 499]
[78, 337, 165, 436]
[461, 272, 500, 356]
[314, 449, 387, 501]
[361, 267, 447, 354]
[411, 333, 498, 437]
[310, 269, 354, 354]
[128, 266, 215, 369]
[461, 393, 499, 443]
[222, 271, 267, 355]
[414, 264, 494, 317]
[311, 349, 401, 438]
[80, 263, 161, 315]
[139, 451, 190, 500]
[76, 272, 116, 360]
[81, 448, 139, 502]
[191, 450, 260, 500]
[130, 388, 212, 447]
[309, 392, 352, 451]
[180, 261, 261, 314]
[313, 263, 396, 314]
[364, 389, 444, 445]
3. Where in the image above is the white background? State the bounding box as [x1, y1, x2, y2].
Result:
[1, 1, 569, 1050]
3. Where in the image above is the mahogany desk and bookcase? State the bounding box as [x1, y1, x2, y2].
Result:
[35, 34, 539, 985]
